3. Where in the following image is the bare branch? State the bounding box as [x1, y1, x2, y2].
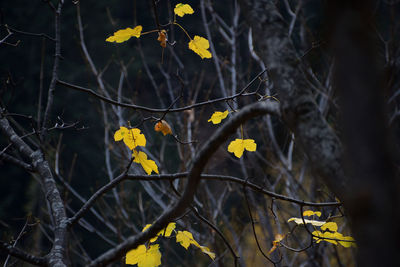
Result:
[71, 170, 341, 229]
[5, 24, 55, 41]
[40, 2, 63, 140]
[0, 241, 46, 267]
[0, 152, 34, 172]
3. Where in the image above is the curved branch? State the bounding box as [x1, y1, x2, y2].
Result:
[68, 170, 128, 226]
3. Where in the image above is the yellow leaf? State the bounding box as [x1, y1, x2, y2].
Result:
[312, 231, 338, 245]
[321, 222, 338, 232]
[154, 120, 172, 136]
[207, 110, 229, 124]
[227, 139, 257, 158]
[303, 210, 322, 217]
[199, 246, 216, 260]
[126, 244, 161, 267]
[161, 222, 176, 237]
[312, 230, 323, 243]
[188, 36, 212, 59]
[313, 230, 356, 248]
[142, 222, 176, 243]
[106, 26, 142, 43]
[114, 127, 146, 150]
[175, 230, 200, 249]
[338, 235, 356, 248]
[174, 3, 194, 17]
[142, 224, 152, 232]
[114, 126, 128, 141]
[132, 150, 159, 175]
[175, 231, 215, 260]
[287, 217, 326, 226]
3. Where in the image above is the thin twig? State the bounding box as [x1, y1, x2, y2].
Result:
[56, 69, 267, 113]
[5, 24, 55, 41]
[40, 2, 63, 140]
[242, 181, 277, 265]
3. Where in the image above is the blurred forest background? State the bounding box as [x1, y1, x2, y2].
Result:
[1, 0, 400, 266]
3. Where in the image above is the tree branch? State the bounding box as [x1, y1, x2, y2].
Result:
[0, 115, 68, 266]
[56, 69, 267, 113]
[0, 152, 34, 172]
[40, 2, 63, 140]
[70, 160, 341, 229]
[5, 24, 55, 41]
[0, 241, 46, 266]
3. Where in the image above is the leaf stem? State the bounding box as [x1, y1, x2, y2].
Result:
[173, 22, 192, 40]
[140, 29, 160, 36]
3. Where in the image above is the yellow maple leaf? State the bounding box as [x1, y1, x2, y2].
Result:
[287, 217, 326, 226]
[175, 231, 215, 259]
[321, 222, 338, 232]
[126, 244, 161, 267]
[338, 235, 356, 248]
[114, 127, 146, 150]
[188, 36, 212, 59]
[175, 230, 200, 249]
[208, 110, 229, 124]
[303, 210, 322, 217]
[154, 120, 172, 136]
[106, 26, 142, 43]
[227, 138, 257, 158]
[312, 230, 356, 248]
[132, 150, 159, 175]
[174, 3, 194, 17]
[199, 246, 216, 260]
[142, 222, 176, 243]
[312, 231, 339, 245]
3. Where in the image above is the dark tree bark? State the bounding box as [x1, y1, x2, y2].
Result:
[328, 0, 400, 266]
